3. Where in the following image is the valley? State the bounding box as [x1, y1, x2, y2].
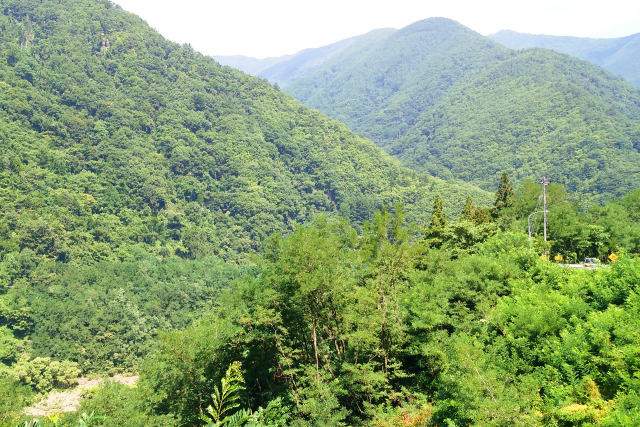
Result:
[0, 0, 639, 425]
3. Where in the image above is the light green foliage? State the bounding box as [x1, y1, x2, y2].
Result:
[245, 397, 289, 427]
[75, 411, 105, 427]
[202, 361, 247, 426]
[11, 355, 81, 392]
[64, 381, 174, 426]
[137, 196, 640, 425]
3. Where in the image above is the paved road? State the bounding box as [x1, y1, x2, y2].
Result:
[562, 264, 605, 270]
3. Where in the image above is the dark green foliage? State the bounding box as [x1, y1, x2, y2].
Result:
[0, 254, 242, 374]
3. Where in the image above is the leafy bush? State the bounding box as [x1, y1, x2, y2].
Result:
[12, 356, 81, 392]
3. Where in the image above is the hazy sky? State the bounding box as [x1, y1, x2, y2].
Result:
[112, 0, 640, 58]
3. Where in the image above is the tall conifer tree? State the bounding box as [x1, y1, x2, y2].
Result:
[430, 196, 447, 228]
[461, 196, 475, 221]
[494, 172, 515, 212]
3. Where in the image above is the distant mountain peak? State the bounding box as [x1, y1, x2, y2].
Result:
[489, 30, 640, 88]
[397, 16, 478, 35]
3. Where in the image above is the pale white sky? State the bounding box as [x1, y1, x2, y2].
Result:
[113, 0, 640, 58]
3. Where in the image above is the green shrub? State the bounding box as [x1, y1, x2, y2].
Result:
[12, 356, 81, 392]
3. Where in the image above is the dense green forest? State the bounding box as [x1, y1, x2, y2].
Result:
[490, 30, 640, 89]
[287, 18, 510, 149]
[0, 0, 490, 395]
[282, 19, 640, 201]
[0, 0, 488, 263]
[4, 180, 639, 425]
[0, 0, 494, 423]
[390, 49, 640, 201]
[1, 0, 640, 425]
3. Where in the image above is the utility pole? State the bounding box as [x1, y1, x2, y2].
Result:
[540, 177, 550, 242]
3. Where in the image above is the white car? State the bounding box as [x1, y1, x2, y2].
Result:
[584, 258, 600, 268]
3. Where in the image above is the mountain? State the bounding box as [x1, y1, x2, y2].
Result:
[2, 2, 640, 423]
[490, 30, 640, 88]
[215, 29, 396, 87]
[287, 18, 510, 147]
[274, 18, 640, 201]
[389, 49, 640, 199]
[0, 0, 494, 377]
[0, 0, 490, 266]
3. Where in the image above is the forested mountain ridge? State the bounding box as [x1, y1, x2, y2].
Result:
[390, 48, 640, 199]
[0, 0, 489, 266]
[0, 0, 493, 386]
[287, 18, 510, 146]
[271, 19, 640, 201]
[490, 29, 640, 88]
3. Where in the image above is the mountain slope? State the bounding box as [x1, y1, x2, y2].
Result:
[276, 19, 640, 201]
[389, 49, 640, 199]
[287, 18, 510, 147]
[0, 0, 489, 266]
[490, 30, 640, 88]
[0, 0, 494, 376]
